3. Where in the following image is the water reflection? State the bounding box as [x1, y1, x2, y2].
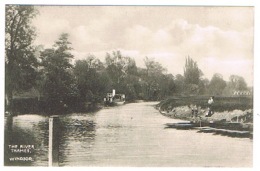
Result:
[58, 115, 96, 166]
[4, 115, 49, 166]
[4, 113, 97, 167]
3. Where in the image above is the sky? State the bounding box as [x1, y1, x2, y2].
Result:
[32, 6, 254, 86]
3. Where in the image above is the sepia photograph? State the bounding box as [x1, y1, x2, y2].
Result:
[1, 0, 258, 168]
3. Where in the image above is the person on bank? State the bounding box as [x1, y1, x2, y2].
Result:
[206, 96, 214, 117]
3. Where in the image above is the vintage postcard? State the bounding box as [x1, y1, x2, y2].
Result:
[1, 0, 259, 169]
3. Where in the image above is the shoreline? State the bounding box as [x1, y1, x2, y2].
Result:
[155, 99, 253, 138]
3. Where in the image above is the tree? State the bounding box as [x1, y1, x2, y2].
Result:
[223, 75, 248, 95]
[5, 5, 38, 111]
[208, 73, 227, 95]
[158, 74, 175, 99]
[229, 75, 248, 91]
[105, 51, 136, 84]
[40, 33, 75, 114]
[105, 51, 139, 99]
[199, 78, 210, 95]
[143, 57, 167, 100]
[105, 51, 124, 85]
[74, 55, 108, 105]
[183, 56, 203, 94]
[174, 74, 185, 94]
[184, 56, 202, 85]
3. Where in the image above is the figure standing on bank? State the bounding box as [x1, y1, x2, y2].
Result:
[206, 96, 214, 117]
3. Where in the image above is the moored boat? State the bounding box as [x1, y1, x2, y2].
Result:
[104, 89, 125, 106]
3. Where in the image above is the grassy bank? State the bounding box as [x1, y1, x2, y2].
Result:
[157, 96, 253, 112]
[156, 96, 253, 123]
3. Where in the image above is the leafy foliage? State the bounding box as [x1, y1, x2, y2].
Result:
[74, 56, 108, 104]
[208, 73, 227, 95]
[142, 57, 170, 100]
[5, 5, 38, 111]
[184, 56, 202, 85]
[105, 51, 140, 100]
[183, 56, 203, 94]
[39, 33, 76, 114]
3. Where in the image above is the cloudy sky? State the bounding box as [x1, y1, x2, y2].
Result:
[32, 6, 254, 86]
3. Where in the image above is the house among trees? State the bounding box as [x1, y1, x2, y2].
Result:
[233, 90, 252, 96]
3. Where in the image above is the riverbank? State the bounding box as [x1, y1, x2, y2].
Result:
[156, 96, 253, 136]
[5, 97, 104, 116]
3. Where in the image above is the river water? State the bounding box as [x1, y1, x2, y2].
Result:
[4, 102, 253, 167]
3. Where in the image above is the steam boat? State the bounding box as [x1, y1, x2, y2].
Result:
[104, 89, 125, 106]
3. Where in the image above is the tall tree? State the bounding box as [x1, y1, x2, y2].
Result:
[5, 5, 38, 111]
[183, 56, 203, 94]
[183, 56, 202, 85]
[40, 33, 75, 114]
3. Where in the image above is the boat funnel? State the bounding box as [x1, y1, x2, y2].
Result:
[112, 89, 116, 97]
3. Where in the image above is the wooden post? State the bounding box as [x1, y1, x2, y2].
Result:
[49, 115, 60, 167]
[6, 115, 13, 131]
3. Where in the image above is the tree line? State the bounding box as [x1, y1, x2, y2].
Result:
[5, 5, 251, 114]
